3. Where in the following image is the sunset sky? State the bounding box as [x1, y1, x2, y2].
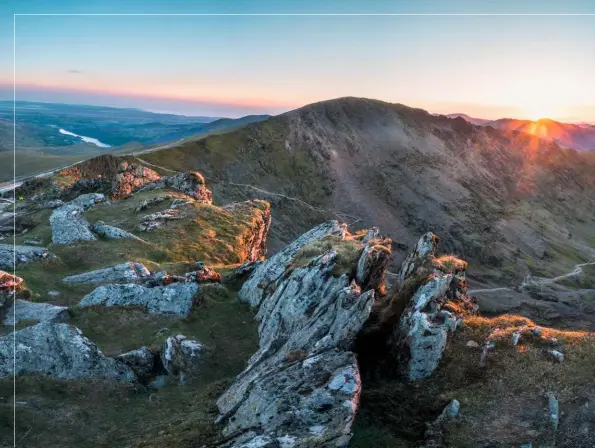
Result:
[1, 0, 594, 121]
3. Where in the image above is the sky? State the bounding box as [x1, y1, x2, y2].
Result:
[0, 0, 594, 121]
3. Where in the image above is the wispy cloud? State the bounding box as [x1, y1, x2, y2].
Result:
[66, 69, 84, 74]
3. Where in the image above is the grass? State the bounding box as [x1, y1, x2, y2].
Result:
[0, 286, 258, 448]
[291, 234, 364, 276]
[353, 313, 595, 447]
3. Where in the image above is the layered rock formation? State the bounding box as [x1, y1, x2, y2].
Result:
[216, 221, 391, 447]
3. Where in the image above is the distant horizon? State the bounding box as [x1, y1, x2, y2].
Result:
[1, 96, 593, 126]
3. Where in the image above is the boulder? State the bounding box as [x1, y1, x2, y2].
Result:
[3, 299, 68, 326]
[62, 262, 151, 285]
[50, 204, 96, 244]
[238, 220, 347, 308]
[216, 223, 390, 446]
[116, 346, 156, 382]
[78, 281, 200, 316]
[0, 244, 54, 269]
[90, 221, 144, 240]
[161, 334, 205, 381]
[111, 162, 161, 199]
[68, 193, 105, 210]
[0, 322, 135, 381]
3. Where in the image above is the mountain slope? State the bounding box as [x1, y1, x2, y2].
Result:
[484, 117, 595, 151]
[445, 113, 491, 125]
[144, 97, 595, 327]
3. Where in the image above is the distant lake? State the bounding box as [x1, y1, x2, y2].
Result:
[59, 128, 111, 148]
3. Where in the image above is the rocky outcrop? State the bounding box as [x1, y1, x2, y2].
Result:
[223, 200, 272, 262]
[68, 193, 105, 210]
[62, 262, 151, 285]
[78, 281, 200, 316]
[90, 221, 144, 240]
[50, 204, 96, 244]
[139, 171, 213, 203]
[111, 162, 161, 199]
[3, 299, 68, 326]
[116, 346, 156, 382]
[161, 334, 205, 381]
[40, 199, 64, 209]
[238, 220, 347, 308]
[134, 194, 174, 212]
[0, 322, 135, 381]
[216, 222, 390, 447]
[0, 244, 54, 269]
[392, 233, 477, 381]
[184, 266, 221, 283]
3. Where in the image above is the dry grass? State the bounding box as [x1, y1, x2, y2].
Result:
[291, 234, 364, 276]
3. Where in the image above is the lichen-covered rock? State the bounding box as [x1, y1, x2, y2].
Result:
[111, 162, 161, 199]
[3, 299, 68, 326]
[90, 221, 144, 240]
[116, 346, 156, 382]
[50, 204, 96, 244]
[40, 199, 64, 209]
[393, 233, 476, 381]
[217, 223, 389, 447]
[222, 261, 264, 285]
[238, 220, 347, 308]
[161, 334, 204, 380]
[223, 201, 272, 262]
[68, 193, 105, 210]
[134, 194, 174, 212]
[355, 240, 391, 292]
[0, 244, 54, 269]
[62, 262, 151, 285]
[78, 281, 200, 316]
[0, 322, 135, 381]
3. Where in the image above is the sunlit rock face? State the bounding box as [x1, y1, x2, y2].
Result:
[216, 221, 391, 447]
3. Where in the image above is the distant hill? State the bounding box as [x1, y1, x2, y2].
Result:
[445, 113, 491, 125]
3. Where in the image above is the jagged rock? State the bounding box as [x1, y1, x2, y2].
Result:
[134, 194, 174, 212]
[137, 209, 181, 232]
[222, 201, 272, 261]
[393, 233, 476, 381]
[116, 346, 156, 382]
[0, 322, 135, 381]
[238, 220, 347, 308]
[78, 282, 200, 316]
[3, 299, 68, 326]
[111, 162, 161, 199]
[217, 223, 387, 447]
[62, 262, 151, 285]
[161, 334, 205, 381]
[50, 204, 96, 244]
[40, 199, 64, 209]
[90, 221, 143, 240]
[68, 193, 105, 210]
[397, 232, 439, 290]
[0, 244, 54, 269]
[355, 240, 391, 292]
[139, 171, 213, 203]
[222, 261, 264, 285]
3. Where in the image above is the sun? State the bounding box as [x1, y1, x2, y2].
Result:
[524, 102, 559, 122]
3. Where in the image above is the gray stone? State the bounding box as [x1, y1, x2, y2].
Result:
[40, 199, 64, 209]
[91, 221, 144, 241]
[0, 322, 135, 381]
[50, 204, 96, 244]
[0, 244, 54, 269]
[137, 209, 181, 232]
[78, 282, 200, 316]
[62, 262, 151, 285]
[217, 224, 386, 447]
[68, 193, 105, 210]
[547, 392, 560, 430]
[238, 220, 347, 308]
[397, 231, 439, 289]
[3, 299, 68, 326]
[116, 346, 155, 382]
[161, 334, 204, 380]
[549, 349, 565, 363]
